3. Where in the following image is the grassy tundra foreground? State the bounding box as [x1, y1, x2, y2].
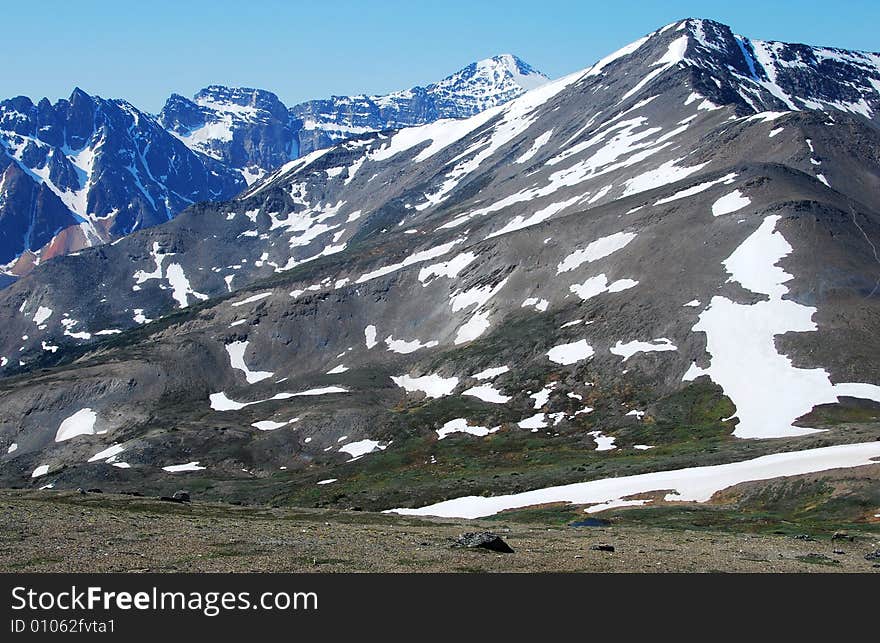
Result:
[1, 481, 878, 573]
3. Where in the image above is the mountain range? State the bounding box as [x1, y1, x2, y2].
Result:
[0, 55, 547, 278]
[1, 19, 879, 522]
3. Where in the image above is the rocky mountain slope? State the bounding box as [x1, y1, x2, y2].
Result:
[1, 19, 879, 521]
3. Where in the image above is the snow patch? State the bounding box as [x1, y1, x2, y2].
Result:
[712, 190, 751, 216]
[437, 419, 500, 440]
[691, 215, 880, 439]
[55, 409, 98, 442]
[389, 442, 880, 518]
[225, 341, 274, 384]
[610, 338, 677, 361]
[163, 462, 206, 473]
[462, 384, 511, 404]
[557, 232, 636, 273]
[391, 374, 459, 398]
[547, 340, 594, 365]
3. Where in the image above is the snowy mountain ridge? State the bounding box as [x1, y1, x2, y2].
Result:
[1, 55, 547, 279]
[1, 19, 880, 519]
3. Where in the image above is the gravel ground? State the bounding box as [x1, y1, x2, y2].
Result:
[1, 490, 878, 573]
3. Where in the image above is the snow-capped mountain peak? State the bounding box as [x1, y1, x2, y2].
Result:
[158, 55, 549, 185]
[425, 54, 550, 117]
[624, 18, 880, 118]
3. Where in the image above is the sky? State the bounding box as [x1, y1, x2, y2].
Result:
[2, 0, 878, 113]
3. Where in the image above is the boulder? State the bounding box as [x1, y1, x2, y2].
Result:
[453, 532, 514, 553]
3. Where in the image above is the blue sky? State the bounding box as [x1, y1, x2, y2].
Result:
[2, 0, 878, 113]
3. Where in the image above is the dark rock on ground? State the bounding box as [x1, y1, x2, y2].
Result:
[453, 531, 514, 553]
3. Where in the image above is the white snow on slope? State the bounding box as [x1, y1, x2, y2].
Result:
[391, 374, 459, 398]
[31, 465, 50, 478]
[547, 340, 594, 365]
[225, 341, 274, 384]
[531, 383, 557, 409]
[131, 243, 206, 308]
[339, 439, 387, 460]
[515, 130, 553, 164]
[356, 239, 464, 284]
[385, 335, 439, 354]
[163, 461, 206, 473]
[619, 35, 689, 102]
[585, 33, 652, 78]
[454, 312, 492, 344]
[472, 366, 510, 380]
[290, 386, 350, 396]
[55, 409, 98, 442]
[653, 173, 737, 205]
[437, 419, 500, 440]
[33, 306, 53, 325]
[231, 292, 272, 307]
[623, 158, 710, 197]
[557, 232, 637, 273]
[364, 325, 378, 349]
[389, 441, 880, 518]
[486, 195, 582, 240]
[418, 252, 477, 284]
[450, 279, 508, 312]
[522, 297, 549, 312]
[371, 66, 580, 167]
[450, 278, 509, 344]
[518, 413, 548, 430]
[251, 420, 289, 431]
[166, 263, 208, 308]
[87, 444, 125, 462]
[689, 215, 880, 438]
[209, 387, 348, 411]
[462, 384, 511, 404]
[610, 338, 678, 361]
[569, 274, 638, 300]
[712, 190, 751, 216]
[588, 430, 617, 451]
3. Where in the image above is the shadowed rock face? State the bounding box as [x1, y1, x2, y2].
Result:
[158, 86, 299, 179]
[0, 19, 879, 509]
[0, 90, 246, 276]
